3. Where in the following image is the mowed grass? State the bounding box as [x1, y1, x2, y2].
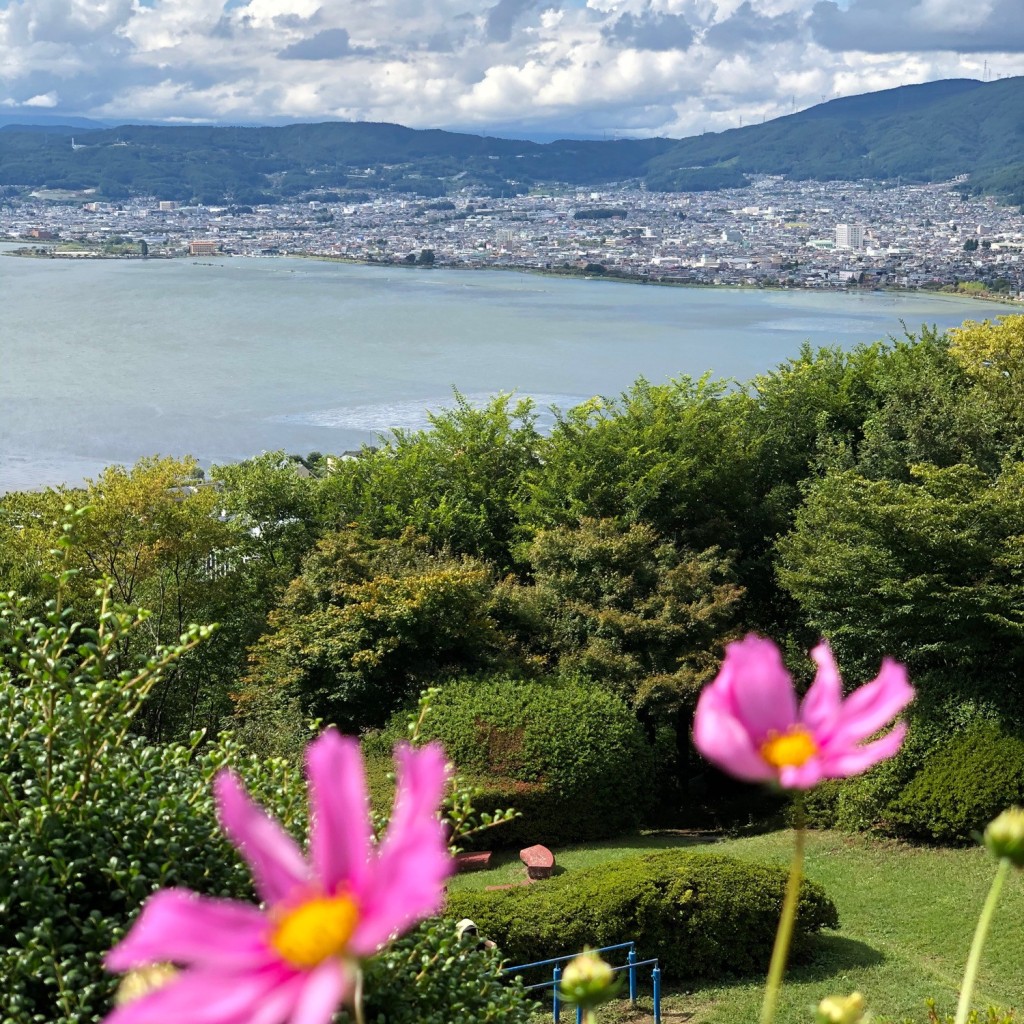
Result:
[448, 829, 1024, 1023]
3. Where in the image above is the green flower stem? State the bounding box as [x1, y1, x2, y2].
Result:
[954, 856, 1011, 1024]
[760, 810, 806, 1024]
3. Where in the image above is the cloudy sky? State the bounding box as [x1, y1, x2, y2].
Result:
[2, 0, 1023, 139]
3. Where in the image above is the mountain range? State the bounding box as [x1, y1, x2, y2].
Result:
[2, 76, 1022, 204]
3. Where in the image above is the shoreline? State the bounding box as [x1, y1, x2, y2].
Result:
[290, 251, 1024, 307]
[4, 240, 1021, 306]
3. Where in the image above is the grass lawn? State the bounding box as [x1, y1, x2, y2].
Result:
[448, 829, 1024, 1023]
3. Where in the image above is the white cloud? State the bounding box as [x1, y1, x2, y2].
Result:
[0, 0, 1021, 136]
[23, 90, 59, 107]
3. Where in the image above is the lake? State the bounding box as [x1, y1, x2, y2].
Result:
[1, 250, 1016, 492]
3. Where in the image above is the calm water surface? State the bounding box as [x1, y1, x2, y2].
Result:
[1, 251, 1016, 491]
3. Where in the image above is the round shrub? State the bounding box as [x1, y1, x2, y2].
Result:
[355, 918, 530, 1024]
[446, 849, 839, 980]
[412, 675, 655, 845]
[885, 723, 1024, 842]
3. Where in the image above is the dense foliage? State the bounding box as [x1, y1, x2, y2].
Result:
[885, 724, 1024, 843]
[0, 572, 305, 1024]
[403, 675, 655, 844]
[3, 316, 1024, 839]
[356, 919, 529, 1024]
[446, 850, 839, 980]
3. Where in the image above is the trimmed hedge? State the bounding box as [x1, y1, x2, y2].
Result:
[412, 676, 655, 845]
[446, 849, 839, 980]
[885, 723, 1024, 843]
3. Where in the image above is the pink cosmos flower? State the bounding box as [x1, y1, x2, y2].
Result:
[693, 635, 914, 789]
[104, 730, 452, 1024]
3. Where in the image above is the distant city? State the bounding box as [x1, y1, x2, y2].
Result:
[4, 176, 1023, 298]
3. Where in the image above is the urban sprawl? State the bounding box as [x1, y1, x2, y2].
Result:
[4, 177, 1024, 297]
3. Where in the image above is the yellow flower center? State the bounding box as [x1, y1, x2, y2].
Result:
[760, 726, 818, 769]
[270, 895, 359, 969]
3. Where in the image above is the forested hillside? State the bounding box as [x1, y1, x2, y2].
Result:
[2, 77, 1023, 202]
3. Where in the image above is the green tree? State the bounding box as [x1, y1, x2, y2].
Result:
[238, 529, 506, 742]
[855, 328, 1016, 481]
[949, 314, 1024, 422]
[497, 518, 742, 794]
[0, 458, 247, 739]
[777, 462, 1024, 709]
[500, 518, 741, 699]
[520, 376, 750, 551]
[318, 392, 540, 569]
[212, 451, 319, 585]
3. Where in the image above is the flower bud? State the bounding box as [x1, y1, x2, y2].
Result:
[559, 949, 618, 1009]
[816, 992, 866, 1024]
[984, 807, 1024, 868]
[114, 964, 178, 1006]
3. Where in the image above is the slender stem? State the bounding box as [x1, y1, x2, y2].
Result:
[352, 966, 367, 1024]
[760, 807, 806, 1024]
[584, 1011, 597, 1024]
[955, 857, 1011, 1024]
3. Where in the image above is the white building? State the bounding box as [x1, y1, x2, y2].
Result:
[835, 223, 865, 250]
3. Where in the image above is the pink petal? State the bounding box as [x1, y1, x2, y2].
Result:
[800, 642, 843, 738]
[828, 659, 914, 748]
[248, 976, 310, 1024]
[103, 965, 294, 1024]
[290, 960, 348, 1024]
[382, 743, 450, 853]
[307, 730, 372, 896]
[215, 770, 311, 906]
[106, 889, 271, 973]
[692, 687, 775, 782]
[717, 635, 798, 741]
[777, 759, 825, 789]
[349, 744, 452, 955]
[822, 722, 908, 778]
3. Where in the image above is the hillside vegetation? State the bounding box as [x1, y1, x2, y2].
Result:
[3, 316, 1024, 831]
[2, 77, 1023, 202]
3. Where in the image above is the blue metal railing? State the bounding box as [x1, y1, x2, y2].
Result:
[501, 942, 662, 1023]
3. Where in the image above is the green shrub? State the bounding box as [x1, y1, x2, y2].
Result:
[408, 675, 655, 845]
[0, 582, 306, 1024]
[355, 918, 530, 1024]
[445, 849, 838, 980]
[0, 576, 527, 1024]
[885, 723, 1024, 842]
[798, 779, 842, 829]
[800, 687, 1007, 836]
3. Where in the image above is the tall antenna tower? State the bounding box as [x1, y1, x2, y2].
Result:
[983, 60, 989, 82]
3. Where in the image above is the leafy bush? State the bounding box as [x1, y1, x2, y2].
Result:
[799, 688, 1008, 836]
[446, 849, 838, 980]
[409, 675, 655, 844]
[884, 723, 1024, 842]
[355, 918, 529, 1024]
[0, 569, 525, 1024]
[0, 579, 306, 1024]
